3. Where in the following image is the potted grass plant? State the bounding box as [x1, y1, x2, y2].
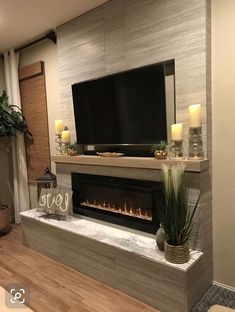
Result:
[160, 164, 199, 264]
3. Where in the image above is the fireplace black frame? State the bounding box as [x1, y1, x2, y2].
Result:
[72, 173, 163, 234]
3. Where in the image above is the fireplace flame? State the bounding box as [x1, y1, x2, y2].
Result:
[81, 199, 152, 221]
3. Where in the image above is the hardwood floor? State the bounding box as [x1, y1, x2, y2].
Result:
[0, 225, 159, 312]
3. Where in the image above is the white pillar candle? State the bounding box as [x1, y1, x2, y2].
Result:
[171, 123, 183, 141]
[61, 129, 71, 144]
[188, 104, 201, 128]
[55, 120, 64, 135]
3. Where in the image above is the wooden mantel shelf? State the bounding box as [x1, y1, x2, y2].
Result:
[51, 155, 209, 172]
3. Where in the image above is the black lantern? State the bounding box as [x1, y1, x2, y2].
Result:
[36, 167, 57, 200]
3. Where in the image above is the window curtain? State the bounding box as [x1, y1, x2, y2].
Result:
[3, 48, 30, 223]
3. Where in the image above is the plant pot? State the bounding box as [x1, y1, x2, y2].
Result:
[156, 224, 166, 251]
[154, 150, 167, 160]
[66, 148, 78, 156]
[0, 204, 11, 234]
[164, 241, 190, 264]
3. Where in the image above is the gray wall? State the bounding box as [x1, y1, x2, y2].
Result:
[57, 0, 211, 156]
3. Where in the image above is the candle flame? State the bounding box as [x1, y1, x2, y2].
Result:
[80, 199, 152, 221]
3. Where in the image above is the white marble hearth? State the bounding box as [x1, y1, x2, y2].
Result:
[21, 209, 202, 271]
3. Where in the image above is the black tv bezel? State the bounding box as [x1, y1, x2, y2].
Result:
[72, 59, 175, 157]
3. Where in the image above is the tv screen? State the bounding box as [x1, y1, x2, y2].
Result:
[72, 63, 167, 146]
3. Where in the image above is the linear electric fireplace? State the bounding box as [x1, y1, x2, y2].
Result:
[72, 173, 163, 233]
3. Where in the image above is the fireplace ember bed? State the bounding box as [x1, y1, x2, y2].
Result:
[72, 173, 163, 233]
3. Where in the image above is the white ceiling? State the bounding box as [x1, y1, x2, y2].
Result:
[0, 0, 108, 52]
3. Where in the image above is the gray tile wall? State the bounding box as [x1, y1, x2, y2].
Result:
[56, 0, 213, 289]
[57, 0, 211, 156]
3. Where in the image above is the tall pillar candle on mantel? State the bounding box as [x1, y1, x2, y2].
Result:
[61, 127, 71, 145]
[55, 120, 64, 136]
[188, 104, 204, 160]
[55, 120, 64, 154]
[170, 123, 184, 159]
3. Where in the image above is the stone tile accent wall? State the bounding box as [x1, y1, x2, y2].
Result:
[56, 0, 213, 298]
[57, 0, 211, 156]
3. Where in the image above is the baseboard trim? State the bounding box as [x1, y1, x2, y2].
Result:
[213, 281, 235, 292]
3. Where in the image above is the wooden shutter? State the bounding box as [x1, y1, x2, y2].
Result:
[19, 61, 50, 183]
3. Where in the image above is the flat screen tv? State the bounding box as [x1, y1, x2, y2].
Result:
[72, 62, 170, 156]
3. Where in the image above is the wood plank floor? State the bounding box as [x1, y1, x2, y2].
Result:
[0, 225, 159, 312]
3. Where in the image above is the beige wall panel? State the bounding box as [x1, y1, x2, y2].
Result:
[212, 0, 235, 288]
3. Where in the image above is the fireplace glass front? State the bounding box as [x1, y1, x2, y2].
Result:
[72, 173, 163, 233]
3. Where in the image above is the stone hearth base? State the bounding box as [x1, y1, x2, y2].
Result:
[21, 209, 209, 312]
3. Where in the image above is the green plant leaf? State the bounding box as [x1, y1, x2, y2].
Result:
[0, 91, 32, 138]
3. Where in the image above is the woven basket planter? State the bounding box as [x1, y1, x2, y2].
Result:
[0, 204, 11, 234]
[164, 241, 190, 264]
